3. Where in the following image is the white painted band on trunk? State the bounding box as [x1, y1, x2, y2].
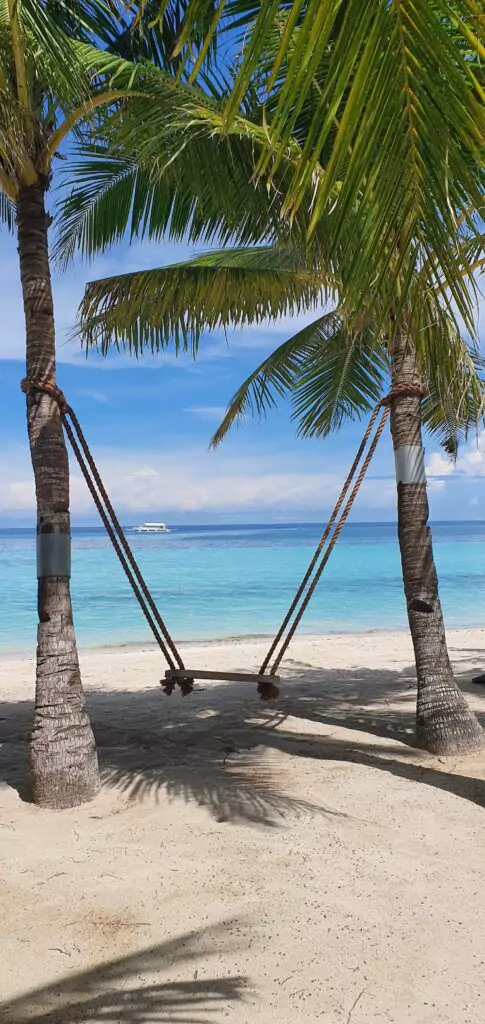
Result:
[37, 533, 71, 578]
[394, 445, 426, 484]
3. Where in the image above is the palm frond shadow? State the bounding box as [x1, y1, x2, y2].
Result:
[95, 661, 485, 814]
[1, 924, 247, 1024]
[100, 748, 333, 825]
[94, 689, 341, 824]
[1, 659, 484, 817]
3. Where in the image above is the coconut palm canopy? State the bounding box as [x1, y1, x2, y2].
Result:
[74, 0, 484, 341]
[122, 0, 485, 331]
[0, 0, 228, 231]
[75, 3, 484, 455]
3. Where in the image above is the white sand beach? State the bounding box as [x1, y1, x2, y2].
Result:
[1, 628, 485, 1023]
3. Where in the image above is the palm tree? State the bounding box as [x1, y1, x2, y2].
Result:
[0, 0, 205, 807]
[74, 2, 484, 755]
[79, 238, 484, 754]
[210, 276, 485, 757]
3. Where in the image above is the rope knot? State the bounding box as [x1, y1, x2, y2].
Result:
[258, 679, 280, 701]
[380, 383, 427, 408]
[21, 377, 68, 415]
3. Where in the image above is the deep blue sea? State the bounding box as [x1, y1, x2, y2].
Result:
[0, 522, 484, 655]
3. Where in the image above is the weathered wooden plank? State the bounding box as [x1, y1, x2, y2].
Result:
[164, 669, 280, 684]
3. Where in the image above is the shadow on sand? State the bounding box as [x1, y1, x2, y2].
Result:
[1, 652, 485, 822]
[1, 924, 247, 1023]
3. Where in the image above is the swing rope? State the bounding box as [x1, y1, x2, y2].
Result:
[21, 377, 424, 700]
[21, 377, 193, 694]
[259, 401, 389, 680]
[257, 382, 426, 694]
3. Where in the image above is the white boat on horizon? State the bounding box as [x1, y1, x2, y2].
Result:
[132, 521, 171, 534]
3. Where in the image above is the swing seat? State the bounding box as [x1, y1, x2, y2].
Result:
[164, 668, 281, 684]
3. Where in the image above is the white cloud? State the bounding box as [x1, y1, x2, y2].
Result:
[358, 477, 396, 508]
[0, 443, 399, 517]
[77, 389, 109, 404]
[426, 451, 455, 477]
[426, 430, 485, 480]
[184, 406, 227, 421]
[4, 477, 35, 510]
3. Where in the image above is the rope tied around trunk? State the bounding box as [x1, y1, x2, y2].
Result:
[21, 376, 426, 702]
[380, 382, 427, 406]
[21, 376, 194, 695]
[21, 377, 69, 414]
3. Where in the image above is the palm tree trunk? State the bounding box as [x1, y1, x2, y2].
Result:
[390, 328, 483, 755]
[17, 180, 100, 808]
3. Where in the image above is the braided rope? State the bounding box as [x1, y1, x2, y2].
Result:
[259, 401, 383, 678]
[258, 381, 426, 691]
[21, 377, 192, 693]
[265, 406, 390, 683]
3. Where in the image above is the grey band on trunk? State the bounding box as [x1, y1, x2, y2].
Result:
[37, 533, 71, 578]
[394, 445, 426, 485]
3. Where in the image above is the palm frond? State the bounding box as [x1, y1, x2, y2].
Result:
[211, 296, 484, 456]
[12, 0, 91, 106]
[291, 326, 388, 438]
[115, 0, 220, 74]
[53, 117, 286, 265]
[0, 188, 15, 229]
[419, 305, 485, 456]
[65, 62, 340, 269]
[211, 311, 388, 445]
[78, 245, 331, 354]
[171, 0, 484, 334]
[53, 59, 292, 264]
[54, 151, 143, 267]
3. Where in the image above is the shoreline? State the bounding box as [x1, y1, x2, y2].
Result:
[2, 622, 484, 667]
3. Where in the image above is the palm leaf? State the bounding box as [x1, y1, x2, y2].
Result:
[53, 118, 286, 265]
[0, 188, 15, 229]
[54, 150, 148, 268]
[211, 311, 344, 445]
[211, 297, 484, 457]
[167, 0, 484, 335]
[78, 245, 332, 354]
[418, 303, 485, 456]
[8, 0, 93, 107]
[291, 326, 388, 438]
[53, 58, 297, 264]
[211, 311, 388, 445]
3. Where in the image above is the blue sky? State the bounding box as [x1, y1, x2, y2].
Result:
[1, 225, 484, 526]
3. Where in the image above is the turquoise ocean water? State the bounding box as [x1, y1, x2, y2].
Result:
[0, 522, 484, 655]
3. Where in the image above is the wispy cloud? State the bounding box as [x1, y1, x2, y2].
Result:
[425, 452, 455, 477]
[184, 406, 227, 421]
[0, 443, 398, 517]
[77, 389, 109, 404]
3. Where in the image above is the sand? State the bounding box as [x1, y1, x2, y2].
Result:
[1, 627, 485, 1023]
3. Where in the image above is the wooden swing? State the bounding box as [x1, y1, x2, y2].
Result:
[21, 377, 415, 699]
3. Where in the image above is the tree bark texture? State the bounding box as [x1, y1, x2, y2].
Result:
[17, 180, 100, 808]
[390, 328, 483, 755]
